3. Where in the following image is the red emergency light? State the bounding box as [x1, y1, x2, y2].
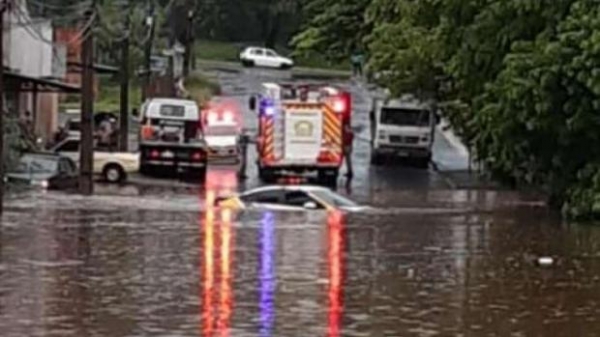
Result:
[202, 100, 242, 127]
[330, 92, 352, 122]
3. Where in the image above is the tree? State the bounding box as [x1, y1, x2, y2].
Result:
[291, 0, 371, 61]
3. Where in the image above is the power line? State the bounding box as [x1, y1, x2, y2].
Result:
[27, 0, 92, 11]
[12, 4, 96, 47]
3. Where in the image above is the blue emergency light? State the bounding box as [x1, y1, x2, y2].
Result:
[260, 98, 276, 116]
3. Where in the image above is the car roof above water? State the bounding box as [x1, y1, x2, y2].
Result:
[241, 185, 332, 195]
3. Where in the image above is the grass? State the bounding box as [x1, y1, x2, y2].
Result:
[59, 74, 220, 113]
[185, 73, 222, 107]
[60, 77, 143, 113]
[194, 39, 351, 71]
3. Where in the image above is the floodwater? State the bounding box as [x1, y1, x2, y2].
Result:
[2, 68, 599, 336]
[1, 169, 599, 337]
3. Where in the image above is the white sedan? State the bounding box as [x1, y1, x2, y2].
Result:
[239, 47, 294, 69]
[51, 135, 139, 183]
[216, 185, 369, 212]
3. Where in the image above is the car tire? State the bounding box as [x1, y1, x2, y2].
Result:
[280, 63, 292, 70]
[103, 164, 126, 184]
[242, 59, 254, 67]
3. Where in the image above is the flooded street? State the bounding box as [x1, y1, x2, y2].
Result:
[1, 68, 600, 337]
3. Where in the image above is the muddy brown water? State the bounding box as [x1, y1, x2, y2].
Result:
[1, 182, 599, 337]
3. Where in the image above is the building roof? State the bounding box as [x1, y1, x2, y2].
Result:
[5, 71, 80, 93]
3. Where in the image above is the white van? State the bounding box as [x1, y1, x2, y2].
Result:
[370, 95, 437, 167]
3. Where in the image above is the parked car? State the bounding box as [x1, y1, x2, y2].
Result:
[215, 185, 369, 212]
[5, 153, 78, 190]
[50, 134, 139, 183]
[239, 47, 294, 69]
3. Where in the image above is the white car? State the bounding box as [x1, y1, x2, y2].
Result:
[215, 185, 369, 212]
[51, 135, 140, 183]
[239, 47, 294, 69]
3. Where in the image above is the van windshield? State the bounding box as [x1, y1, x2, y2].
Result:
[380, 108, 430, 127]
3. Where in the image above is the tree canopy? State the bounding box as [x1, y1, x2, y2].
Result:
[293, 0, 600, 219]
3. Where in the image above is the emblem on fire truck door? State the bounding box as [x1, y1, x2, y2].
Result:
[294, 121, 313, 137]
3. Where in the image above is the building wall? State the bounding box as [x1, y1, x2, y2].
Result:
[2, 1, 65, 143]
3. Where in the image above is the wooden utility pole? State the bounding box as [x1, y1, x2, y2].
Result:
[183, 1, 196, 77]
[142, 0, 155, 102]
[79, 4, 95, 195]
[0, 0, 10, 215]
[119, 2, 131, 152]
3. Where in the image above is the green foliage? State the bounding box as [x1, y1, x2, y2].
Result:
[294, 0, 600, 219]
[291, 0, 371, 61]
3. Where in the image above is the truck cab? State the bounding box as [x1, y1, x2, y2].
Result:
[370, 95, 436, 167]
[138, 98, 208, 179]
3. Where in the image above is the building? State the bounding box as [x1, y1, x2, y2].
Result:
[3, 0, 79, 142]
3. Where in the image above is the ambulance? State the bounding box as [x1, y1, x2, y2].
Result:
[249, 83, 351, 186]
[201, 99, 242, 161]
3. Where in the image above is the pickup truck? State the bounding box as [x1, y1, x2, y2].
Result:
[50, 134, 140, 183]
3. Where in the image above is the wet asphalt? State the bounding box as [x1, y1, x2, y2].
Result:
[1, 67, 600, 337]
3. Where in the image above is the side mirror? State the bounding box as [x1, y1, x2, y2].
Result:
[303, 201, 318, 210]
[435, 113, 441, 125]
[131, 109, 140, 118]
[249, 96, 257, 111]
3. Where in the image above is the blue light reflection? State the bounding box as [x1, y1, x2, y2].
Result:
[259, 211, 275, 337]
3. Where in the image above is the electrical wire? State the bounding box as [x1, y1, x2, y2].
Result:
[26, 0, 92, 11]
[11, 4, 97, 47]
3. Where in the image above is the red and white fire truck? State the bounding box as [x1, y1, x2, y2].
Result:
[249, 83, 352, 186]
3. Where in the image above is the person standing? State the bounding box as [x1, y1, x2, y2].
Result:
[351, 50, 365, 77]
[343, 123, 354, 178]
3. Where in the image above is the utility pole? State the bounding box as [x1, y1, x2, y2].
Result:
[80, 3, 96, 195]
[183, 0, 196, 77]
[0, 0, 10, 215]
[142, 0, 155, 102]
[119, 1, 131, 152]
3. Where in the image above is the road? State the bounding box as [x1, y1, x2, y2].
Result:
[1, 68, 599, 337]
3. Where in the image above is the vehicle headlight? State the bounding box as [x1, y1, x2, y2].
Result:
[31, 180, 49, 188]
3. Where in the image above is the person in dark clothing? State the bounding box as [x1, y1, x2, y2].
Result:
[351, 51, 365, 77]
[343, 123, 354, 178]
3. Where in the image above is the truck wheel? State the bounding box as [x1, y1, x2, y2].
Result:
[416, 156, 431, 169]
[140, 164, 154, 176]
[318, 169, 338, 187]
[103, 164, 126, 184]
[259, 167, 275, 184]
[370, 152, 384, 166]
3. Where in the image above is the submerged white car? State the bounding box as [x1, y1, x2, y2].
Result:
[216, 185, 369, 212]
[239, 47, 294, 69]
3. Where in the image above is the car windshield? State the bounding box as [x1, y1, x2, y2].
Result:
[205, 126, 238, 136]
[310, 190, 359, 208]
[381, 108, 430, 127]
[14, 156, 59, 174]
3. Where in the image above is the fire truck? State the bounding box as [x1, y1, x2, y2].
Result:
[249, 83, 352, 186]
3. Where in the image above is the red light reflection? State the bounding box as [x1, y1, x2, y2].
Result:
[327, 210, 344, 337]
[202, 170, 238, 337]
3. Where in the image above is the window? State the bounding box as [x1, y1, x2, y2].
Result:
[310, 190, 358, 208]
[265, 50, 277, 57]
[252, 49, 264, 56]
[380, 108, 431, 127]
[57, 140, 79, 152]
[241, 190, 284, 204]
[59, 159, 76, 175]
[284, 190, 321, 208]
